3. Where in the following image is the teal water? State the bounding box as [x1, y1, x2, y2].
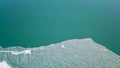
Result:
[0, 0, 120, 55]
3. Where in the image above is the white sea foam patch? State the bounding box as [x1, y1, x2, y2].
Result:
[0, 61, 11, 68]
[0, 49, 31, 55]
[61, 44, 65, 48]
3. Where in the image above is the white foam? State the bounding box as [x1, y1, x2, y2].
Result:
[103, 49, 108, 51]
[0, 50, 32, 55]
[61, 44, 65, 48]
[0, 61, 11, 68]
[11, 50, 32, 55]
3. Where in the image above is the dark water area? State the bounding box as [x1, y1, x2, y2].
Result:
[0, 0, 120, 55]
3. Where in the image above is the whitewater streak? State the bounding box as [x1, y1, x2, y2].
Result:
[0, 49, 31, 55]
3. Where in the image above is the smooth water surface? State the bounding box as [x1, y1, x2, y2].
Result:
[0, 0, 120, 55]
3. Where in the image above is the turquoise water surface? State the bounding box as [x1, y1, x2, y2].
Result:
[0, 0, 120, 55]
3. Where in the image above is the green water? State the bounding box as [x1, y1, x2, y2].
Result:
[0, 0, 120, 55]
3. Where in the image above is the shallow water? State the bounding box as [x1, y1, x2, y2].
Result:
[0, 38, 120, 68]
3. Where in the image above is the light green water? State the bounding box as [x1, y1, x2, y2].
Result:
[0, 0, 120, 55]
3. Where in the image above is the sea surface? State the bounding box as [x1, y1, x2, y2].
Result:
[0, 0, 120, 55]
